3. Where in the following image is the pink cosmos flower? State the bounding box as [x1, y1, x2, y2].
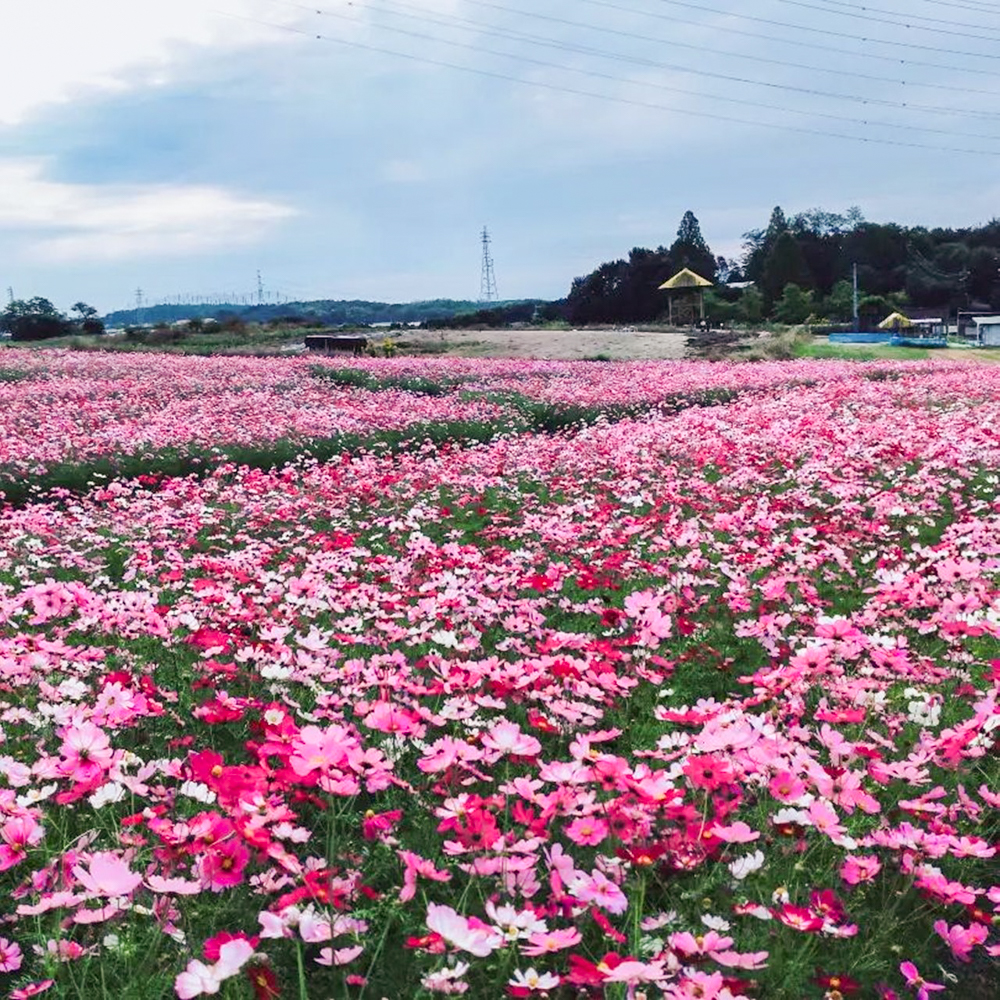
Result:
[425, 903, 503, 957]
[316, 945, 363, 966]
[769, 771, 807, 803]
[682, 754, 734, 791]
[199, 840, 250, 892]
[0, 937, 23, 973]
[481, 721, 542, 757]
[603, 959, 666, 985]
[521, 927, 582, 956]
[569, 870, 629, 915]
[565, 816, 609, 847]
[398, 850, 451, 903]
[899, 961, 945, 999]
[9, 981, 54, 1000]
[932, 919, 987, 962]
[288, 724, 355, 776]
[363, 702, 423, 736]
[711, 821, 760, 843]
[58, 721, 114, 783]
[0, 815, 44, 871]
[840, 854, 882, 885]
[711, 949, 769, 970]
[72, 852, 142, 897]
[669, 970, 726, 999]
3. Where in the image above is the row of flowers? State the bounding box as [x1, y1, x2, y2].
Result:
[0, 350, 980, 481]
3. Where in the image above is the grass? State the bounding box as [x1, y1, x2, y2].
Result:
[793, 338, 932, 361]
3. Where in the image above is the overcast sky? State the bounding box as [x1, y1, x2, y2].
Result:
[2, 0, 1000, 312]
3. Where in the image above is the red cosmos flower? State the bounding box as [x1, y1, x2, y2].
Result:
[682, 754, 735, 791]
[247, 963, 280, 999]
[189, 750, 226, 787]
[566, 952, 629, 986]
[526, 709, 559, 734]
[809, 889, 846, 924]
[361, 809, 402, 841]
[186, 627, 233, 652]
[404, 933, 446, 953]
[813, 970, 860, 994]
[204, 932, 260, 962]
[616, 842, 667, 868]
[590, 907, 627, 944]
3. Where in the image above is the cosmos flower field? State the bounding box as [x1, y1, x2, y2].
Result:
[0, 352, 996, 1000]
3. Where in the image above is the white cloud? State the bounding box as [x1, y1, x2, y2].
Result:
[0, 159, 296, 261]
[0, 0, 313, 125]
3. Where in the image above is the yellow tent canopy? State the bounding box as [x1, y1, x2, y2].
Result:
[658, 268, 713, 290]
[878, 311, 913, 330]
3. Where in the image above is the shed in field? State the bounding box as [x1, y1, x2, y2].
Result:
[971, 315, 1000, 347]
[658, 268, 713, 326]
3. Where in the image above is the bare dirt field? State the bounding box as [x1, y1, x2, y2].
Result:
[390, 327, 690, 360]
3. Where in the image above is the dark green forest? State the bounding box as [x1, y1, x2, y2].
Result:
[102, 298, 545, 329]
[562, 207, 1000, 326]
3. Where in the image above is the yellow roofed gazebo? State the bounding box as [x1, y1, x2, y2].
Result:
[877, 311, 913, 331]
[658, 268, 713, 327]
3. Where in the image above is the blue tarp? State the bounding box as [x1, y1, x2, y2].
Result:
[828, 333, 892, 344]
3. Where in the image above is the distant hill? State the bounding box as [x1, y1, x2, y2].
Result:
[103, 298, 547, 328]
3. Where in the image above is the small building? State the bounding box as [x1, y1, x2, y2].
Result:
[971, 315, 1000, 346]
[658, 268, 713, 326]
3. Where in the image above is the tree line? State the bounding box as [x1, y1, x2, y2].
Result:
[0, 299, 104, 341]
[560, 207, 1000, 326]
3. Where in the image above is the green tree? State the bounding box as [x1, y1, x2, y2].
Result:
[761, 232, 812, 310]
[70, 301, 105, 335]
[668, 210, 716, 281]
[735, 287, 764, 324]
[0, 297, 72, 341]
[742, 206, 788, 284]
[822, 280, 855, 321]
[774, 283, 814, 324]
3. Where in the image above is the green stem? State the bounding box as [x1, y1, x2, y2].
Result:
[296, 940, 308, 1000]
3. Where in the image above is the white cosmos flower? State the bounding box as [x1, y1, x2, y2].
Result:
[729, 850, 765, 880]
[178, 780, 217, 804]
[89, 782, 128, 808]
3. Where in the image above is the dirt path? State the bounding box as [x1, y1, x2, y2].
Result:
[391, 327, 690, 360]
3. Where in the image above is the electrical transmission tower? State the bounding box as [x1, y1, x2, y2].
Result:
[134, 288, 145, 326]
[480, 227, 498, 303]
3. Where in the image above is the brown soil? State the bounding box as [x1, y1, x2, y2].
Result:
[388, 327, 690, 360]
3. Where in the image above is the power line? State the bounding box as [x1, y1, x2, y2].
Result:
[265, 0, 1000, 131]
[817, 0, 1000, 19]
[768, 0, 1000, 38]
[346, 0, 1000, 135]
[370, 0, 1000, 101]
[213, 7, 1000, 156]
[577, 0, 1000, 79]
[642, 0, 1000, 61]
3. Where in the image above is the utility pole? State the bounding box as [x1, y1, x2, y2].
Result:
[479, 227, 498, 304]
[852, 262, 859, 332]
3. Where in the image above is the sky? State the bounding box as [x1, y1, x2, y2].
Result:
[2, 0, 1000, 313]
